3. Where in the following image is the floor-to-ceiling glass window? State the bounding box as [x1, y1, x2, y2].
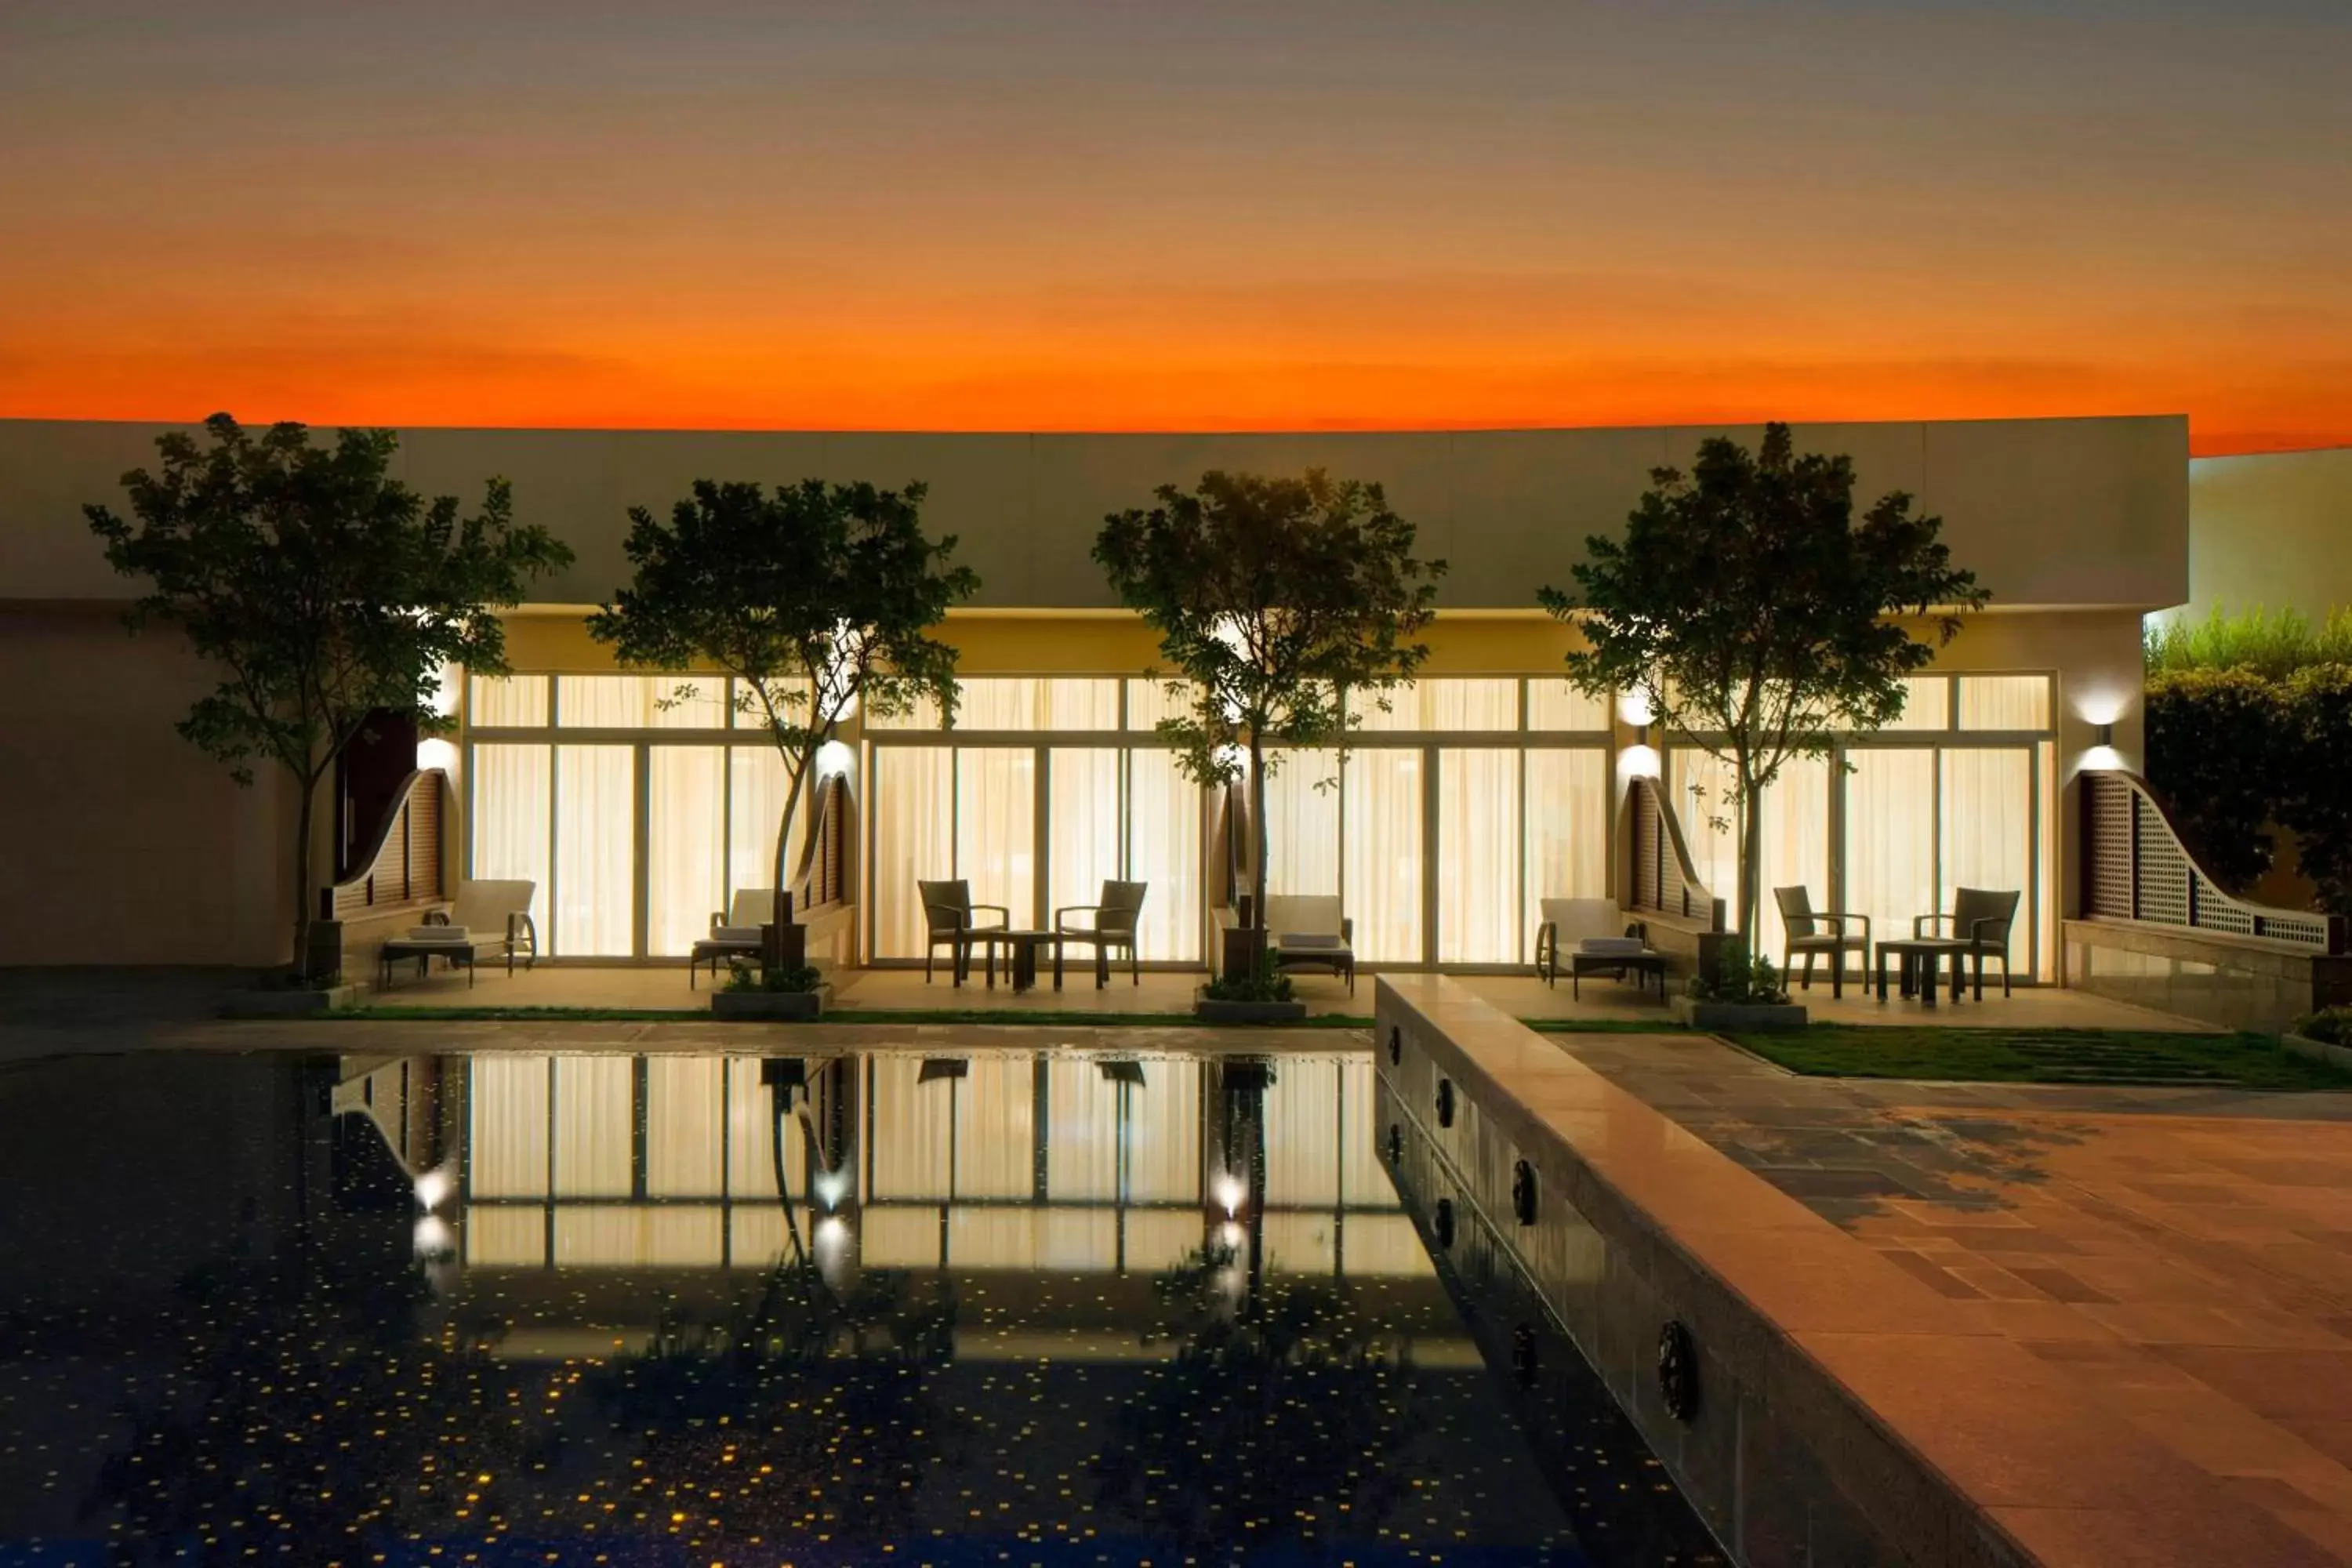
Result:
[1665, 673, 2057, 981]
[865, 678, 1201, 961]
[467, 673, 833, 960]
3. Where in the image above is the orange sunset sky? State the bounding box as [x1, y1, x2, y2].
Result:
[3, 1, 2347, 456]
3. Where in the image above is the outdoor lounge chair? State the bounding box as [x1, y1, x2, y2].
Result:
[1912, 887, 2020, 1000]
[376, 878, 537, 989]
[1775, 884, 1871, 999]
[1262, 894, 1356, 994]
[1535, 897, 1664, 998]
[690, 887, 775, 989]
[920, 878, 1008, 985]
[1055, 879, 1148, 987]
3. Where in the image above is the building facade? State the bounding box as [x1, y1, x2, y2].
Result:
[0, 416, 2185, 980]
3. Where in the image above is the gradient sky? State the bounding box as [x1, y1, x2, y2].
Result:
[3, 1, 2347, 454]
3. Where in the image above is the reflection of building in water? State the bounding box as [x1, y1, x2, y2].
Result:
[454, 1051, 1424, 1278]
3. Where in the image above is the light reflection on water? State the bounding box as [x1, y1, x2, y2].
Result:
[0, 1046, 1703, 1564]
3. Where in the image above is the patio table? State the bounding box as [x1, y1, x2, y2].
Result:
[968, 929, 1063, 993]
[1874, 938, 1967, 1007]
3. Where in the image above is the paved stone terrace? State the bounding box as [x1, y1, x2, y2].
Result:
[1559, 1029, 2352, 1564]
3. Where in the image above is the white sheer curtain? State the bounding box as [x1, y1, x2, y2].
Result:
[1126, 679, 1197, 731]
[1048, 748, 1123, 924]
[954, 1056, 1035, 1199]
[1346, 748, 1424, 963]
[1352, 678, 1515, 731]
[644, 1057, 724, 1196]
[1844, 748, 1939, 943]
[1262, 1058, 1342, 1207]
[1126, 1063, 1201, 1202]
[1958, 677, 2052, 731]
[554, 746, 633, 955]
[870, 749, 954, 957]
[1523, 750, 1608, 946]
[557, 676, 654, 728]
[1941, 748, 2031, 946]
[552, 1056, 633, 1196]
[470, 744, 550, 938]
[956, 747, 1036, 928]
[727, 746, 804, 905]
[1671, 749, 1740, 912]
[1882, 676, 1952, 732]
[1127, 750, 1202, 960]
[868, 1058, 953, 1200]
[1263, 749, 1341, 897]
[1755, 754, 1831, 964]
[470, 674, 547, 728]
[1044, 1058, 1120, 1201]
[1526, 680, 1610, 732]
[1670, 750, 1831, 960]
[725, 1058, 801, 1200]
[467, 1056, 549, 1198]
[1439, 749, 1521, 963]
[647, 746, 724, 956]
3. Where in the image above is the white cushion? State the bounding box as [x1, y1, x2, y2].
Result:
[1278, 932, 1345, 950]
[1542, 898, 1627, 947]
[406, 927, 472, 942]
[1577, 936, 1647, 956]
[707, 926, 766, 944]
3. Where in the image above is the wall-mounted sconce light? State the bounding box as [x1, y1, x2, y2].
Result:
[2096, 721, 2114, 747]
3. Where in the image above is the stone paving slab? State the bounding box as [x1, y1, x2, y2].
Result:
[1556, 1028, 2352, 1564]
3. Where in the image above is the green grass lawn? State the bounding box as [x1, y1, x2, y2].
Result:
[1729, 1025, 2352, 1091]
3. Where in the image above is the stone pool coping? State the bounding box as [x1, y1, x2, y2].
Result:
[1377, 974, 2329, 1568]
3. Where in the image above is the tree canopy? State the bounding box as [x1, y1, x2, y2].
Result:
[589, 478, 976, 954]
[1094, 469, 1444, 978]
[1541, 423, 1987, 942]
[86, 413, 572, 978]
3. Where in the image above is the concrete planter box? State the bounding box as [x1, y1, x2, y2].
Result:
[711, 985, 830, 1020]
[1195, 990, 1309, 1025]
[1671, 995, 1809, 1033]
[222, 983, 358, 1018]
[2285, 1031, 2352, 1072]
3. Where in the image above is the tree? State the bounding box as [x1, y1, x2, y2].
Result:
[588, 479, 976, 967]
[86, 414, 573, 982]
[1094, 470, 1445, 986]
[1541, 423, 1987, 946]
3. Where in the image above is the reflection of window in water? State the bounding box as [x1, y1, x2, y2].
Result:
[456, 1052, 1424, 1277]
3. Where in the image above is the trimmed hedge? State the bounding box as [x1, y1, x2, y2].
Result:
[2146, 662, 2352, 916]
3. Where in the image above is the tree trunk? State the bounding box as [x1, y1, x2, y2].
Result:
[766, 749, 815, 971]
[292, 764, 318, 982]
[1736, 760, 1764, 956]
[1248, 731, 1269, 983]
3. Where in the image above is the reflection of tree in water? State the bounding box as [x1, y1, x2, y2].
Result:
[83, 1245, 543, 1563]
[581, 1257, 956, 1548]
[1093, 1246, 1417, 1553]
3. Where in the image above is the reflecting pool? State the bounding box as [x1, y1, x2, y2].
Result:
[0, 1047, 1722, 1565]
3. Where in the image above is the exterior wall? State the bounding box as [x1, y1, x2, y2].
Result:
[0, 608, 291, 966]
[3, 416, 2189, 613]
[2181, 447, 2352, 622]
[0, 416, 2184, 975]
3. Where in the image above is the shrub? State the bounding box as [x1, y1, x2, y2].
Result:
[1690, 941, 1788, 1006]
[2292, 1007, 2352, 1047]
[2281, 664, 2352, 916]
[2143, 667, 2290, 891]
[1203, 969, 1296, 1004]
[724, 959, 823, 994]
[2145, 604, 2352, 679]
